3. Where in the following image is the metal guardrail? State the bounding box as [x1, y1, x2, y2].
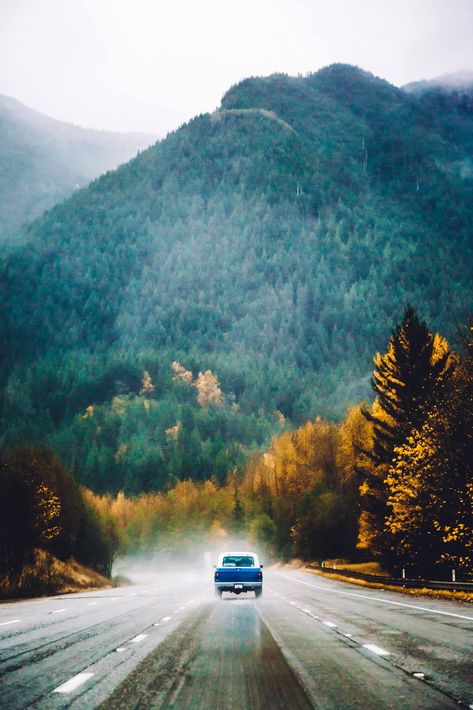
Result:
[311, 565, 473, 592]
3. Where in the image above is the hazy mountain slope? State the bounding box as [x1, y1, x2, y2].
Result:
[0, 94, 156, 245]
[1, 64, 472, 493]
[402, 72, 473, 166]
[404, 70, 473, 93]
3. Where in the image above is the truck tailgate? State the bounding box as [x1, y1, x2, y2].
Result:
[216, 567, 261, 583]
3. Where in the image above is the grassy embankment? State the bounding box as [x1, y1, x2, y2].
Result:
[305, 560, 473, 603]
[0, 549, 118, 599]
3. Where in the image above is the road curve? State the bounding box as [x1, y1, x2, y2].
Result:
[0, 568, 471, 709]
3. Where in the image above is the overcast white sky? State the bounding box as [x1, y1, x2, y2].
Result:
[1, 0, 473, 135]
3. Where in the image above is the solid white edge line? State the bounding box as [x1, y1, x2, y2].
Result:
[0, 619, 20, 626]
[363, 643, 390, 656]
[53, 672, 95, 693]
[50, 609, 66, 614]
[281, 574, 473, 621]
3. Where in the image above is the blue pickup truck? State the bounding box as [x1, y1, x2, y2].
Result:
[214, 550, 263, 598]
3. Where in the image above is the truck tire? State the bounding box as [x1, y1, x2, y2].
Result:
[215, 588, 223, 599]
[255, 587, 263, 598]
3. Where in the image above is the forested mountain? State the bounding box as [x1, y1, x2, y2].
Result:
[0, 94, 155, 245]
[1, 64, 473, 495]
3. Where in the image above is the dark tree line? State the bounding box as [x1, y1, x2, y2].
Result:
[0, 447, 119, 589]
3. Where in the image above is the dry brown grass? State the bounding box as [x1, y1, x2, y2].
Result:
[310, 560, 388, 575]
[0, 549, 112, 599]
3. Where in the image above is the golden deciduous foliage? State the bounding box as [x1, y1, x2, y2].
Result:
[241, 415, 360, 559]
[85, 410, 360, 562]
[0, 447, 121, 588]
[35, 484, 62, 543]
[105, 479, 235, 556]
[140, 371, 155, 395]
[171, 361, 193, 384]
[195, 370, 224, 408]
[357, 307, 457, 571]
[171, 361, 224, 407]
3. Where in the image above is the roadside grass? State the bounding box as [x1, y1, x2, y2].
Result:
[0, 548, 113, 599]
[313, 560, 388, 575]
[304, 565, 473, 604]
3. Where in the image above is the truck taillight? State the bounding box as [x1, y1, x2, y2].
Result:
[215, 571, 219, 578]
[257, 571, 262, 579]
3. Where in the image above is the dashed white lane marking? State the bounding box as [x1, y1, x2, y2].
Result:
[87, 602, 98, 606]
[179, 606, 185, 610]
[363, 644, 390, 656]
[302, 608, 311, 613]
[161, 616, 172, 622]
[173, 609, 179, 614]
[413, 672, 425, 679]
[50, 608, 66, 614]
[116, 647, 127, 653]
[0, 619, 20, 627]
[153, 623, 161, 627]
[130, 634, 148, 643]
[53, 672, 95, 694]
[281, 574, 473, 622]
[323, 621, 337, 628]
[110, 596, 120, 600]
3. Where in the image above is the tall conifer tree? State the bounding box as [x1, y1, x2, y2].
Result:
[358, 306, 451, 565]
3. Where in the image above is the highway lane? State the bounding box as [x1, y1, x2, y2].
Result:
[0, 573, 210, 709]
[0, 568, 472, 709]
[269, 568, 473, 706]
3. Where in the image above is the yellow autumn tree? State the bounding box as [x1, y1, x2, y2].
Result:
[359, 306, 452, 567]
[195, 370, 224, 408]
[140, 371, 155, 396]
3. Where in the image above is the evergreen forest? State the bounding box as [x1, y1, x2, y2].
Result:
[1, 65, 473, 585]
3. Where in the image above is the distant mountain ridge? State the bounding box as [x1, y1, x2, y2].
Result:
[0, 94, 156, 245]
[1, 63, 473, 493]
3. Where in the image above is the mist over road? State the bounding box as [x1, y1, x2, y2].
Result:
[0, 568, 472, 709]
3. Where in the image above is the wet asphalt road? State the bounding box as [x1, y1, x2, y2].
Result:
[0, 568, 472, 709]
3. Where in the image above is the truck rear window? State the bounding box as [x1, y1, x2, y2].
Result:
[222, 556, 255, 567]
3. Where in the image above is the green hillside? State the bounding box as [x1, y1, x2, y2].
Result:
[1, 64, 472, 494]
[0, 94, 155, 245]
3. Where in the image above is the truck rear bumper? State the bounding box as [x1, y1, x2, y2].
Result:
[215, 581, 262, 591]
